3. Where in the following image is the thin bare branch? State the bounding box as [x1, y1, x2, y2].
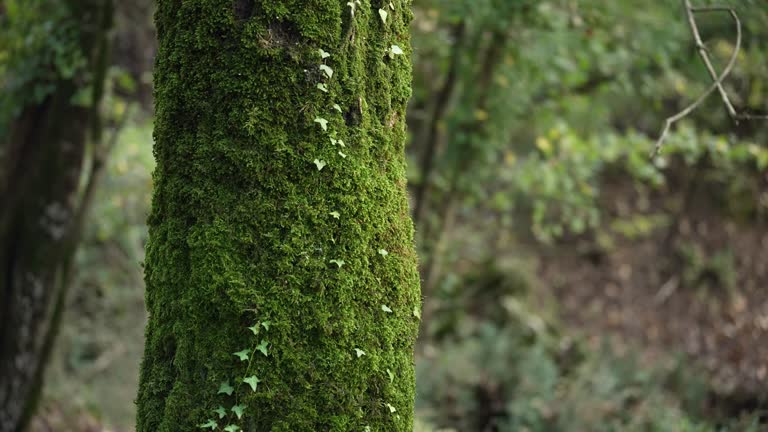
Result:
[652, 2, 766, 158]
[685, 1, 739, 119]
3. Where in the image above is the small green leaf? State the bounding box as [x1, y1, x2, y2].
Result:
[214, 406, 227, 419]
[381, 304, 393, 313]
[317, 83, 328, 93]
[314, 117, 329, 131]
[378, 8, 388, 23]
[319, 48, 331, 59]
[329, 259, 345, 268]
[231, 404, 245, 419]
[261, 321, 271, 331]
[386, 403, 397, 413]
[224, 425, 240, 432]
[354, 348, 366, 358]
[313, 159, 327, 171]
[413, 306, 421, 320]
[337, 140, 346, 148]
[330, 211, 341, 219]
[389, 1, 395, 10]
[378, 249, 389, 257]
[233, 349, 250, 362]
[243, 375, 261, 392]
[338, 151, 347, 159]
[199, 419, 218, 430]
[248, 324, 260, 336]
[386, 368, 395, 383]
[320, 64, 334, 79]
[388, 45, 405, 59]
[218, 381, 234, 396]
[256, 340, 269, 356]
[333, 104, 342, 113]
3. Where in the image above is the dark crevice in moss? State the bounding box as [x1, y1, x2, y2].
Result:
[233, 0, 255, 21]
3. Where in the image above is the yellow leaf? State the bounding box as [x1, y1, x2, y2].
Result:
[504, 151, 517, 166]
[474, 110, 489, 122]
[536, 137, 553, 154]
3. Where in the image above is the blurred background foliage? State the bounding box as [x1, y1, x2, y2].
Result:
[3, 0, 767, 431]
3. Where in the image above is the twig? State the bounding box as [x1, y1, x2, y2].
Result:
[652, 2, 766, 158]
[654, 276, 680, 305]
[686, 3, 739, 120]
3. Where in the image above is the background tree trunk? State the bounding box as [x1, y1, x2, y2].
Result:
[137, 1, 421, 431]
[0, 1, 113, 431]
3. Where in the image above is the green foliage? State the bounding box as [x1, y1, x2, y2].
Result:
[416, 316, 753, 432]
[409, 0, 768, 248]
[677, 243, 737, 295]
[500, 124, 768, 243]
[0, 0, 91, 133]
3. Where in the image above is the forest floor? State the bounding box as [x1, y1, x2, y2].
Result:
[541, 178, 768, 414]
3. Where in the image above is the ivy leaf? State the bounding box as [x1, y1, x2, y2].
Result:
[386, 403, 397, 413]
[256, 339, 269, 357]
[314, 117, 329, 131]
[330, 211, 341, 219]
[218, 381, 234, 396]
[329, 259, 345, 268]
[337, 140, 346, 148]
[388, 45, 405, 59]
[386, 368, 395, 383]
[313, 159, 327, 171]
[223, 425, 240, 432]
[338, 151, 347, 159]
[319, 48, 331, 59]
[378, 249, 389, 257]
[354, 348, 366, 358]
[317, 83, 328, 93]
[199, 419, 218, 430]
[261, 321, 271, 331]
[248, 324, 260, 336]
[233, 349, 250, 362]
[413, 306, 421, 320]
[214, 406, 227, 419]
[381, 304, 393, 313]
[320, 64, 334, 79]
[243, 375, 261, 392]
[378, 8, 388, 24]
[231, 404, 245, 420]
[333, 104, 342, 113]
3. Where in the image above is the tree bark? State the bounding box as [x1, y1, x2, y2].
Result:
[0, 1, 113, 431]
[137, 1, 421, 431]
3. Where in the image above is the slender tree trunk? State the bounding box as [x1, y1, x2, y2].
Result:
[0, 1, 113, 431]
[137, 1, 421, 431]
[412, 22, 465, 229]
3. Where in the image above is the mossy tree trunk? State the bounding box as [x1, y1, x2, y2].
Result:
[0, 1, 113, 431]
[137, 1, 420, 431]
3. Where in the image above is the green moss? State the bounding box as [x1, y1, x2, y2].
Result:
[137, 1, 420, 431]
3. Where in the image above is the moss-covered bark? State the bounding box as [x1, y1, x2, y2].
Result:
[137, 1, 420, 431]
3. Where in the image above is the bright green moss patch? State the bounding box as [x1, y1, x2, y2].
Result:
[137, 1, 420, 431]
